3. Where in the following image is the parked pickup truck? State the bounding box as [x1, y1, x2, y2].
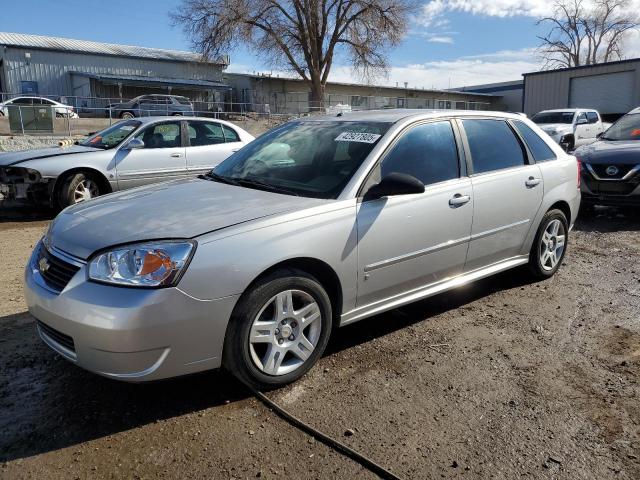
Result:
[531, 109, 609, 151]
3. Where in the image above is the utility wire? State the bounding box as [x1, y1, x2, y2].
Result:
[236, 376, 406, 480]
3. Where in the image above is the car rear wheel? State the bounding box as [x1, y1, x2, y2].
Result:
[58, 172, 102, 208]
[527, 209, 568, 280]
[171, 113, 183, 116]
[120, 111, 135, 119]
[223, 269, 332, 390]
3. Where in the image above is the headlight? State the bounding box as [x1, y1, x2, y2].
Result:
[88, 240, 196, 287]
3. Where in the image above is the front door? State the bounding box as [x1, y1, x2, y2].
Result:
[115, 120, 187, 189]
[185, 120, 239, 175]
[356, 120, 473, 309]
[574, 112, 591, 147]
[459, 118, 544, 271]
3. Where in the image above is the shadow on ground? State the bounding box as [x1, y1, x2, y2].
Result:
[0, 265, 535, 463]
[574, 206, 640, 233]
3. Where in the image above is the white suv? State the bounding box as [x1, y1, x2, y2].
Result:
[532, 109, 606, 151]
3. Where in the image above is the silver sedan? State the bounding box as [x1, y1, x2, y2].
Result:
[25, 110, 580, 389]
[0, 116, 254, 208]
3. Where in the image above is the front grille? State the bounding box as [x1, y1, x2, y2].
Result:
[38, 247, 80, 292]
[589, 163, 637, 179]
[37, 320, 75, 352]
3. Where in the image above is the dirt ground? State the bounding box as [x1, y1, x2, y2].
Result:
[0, 207, 638, 480]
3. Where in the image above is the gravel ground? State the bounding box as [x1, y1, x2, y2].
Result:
[0, 208, 638, 480]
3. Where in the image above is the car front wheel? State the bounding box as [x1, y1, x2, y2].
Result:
[527, 209, 569, 279]
[58, 172, 102, 208]
[223, 269, 333, 390]
[120, 111, 135, 119]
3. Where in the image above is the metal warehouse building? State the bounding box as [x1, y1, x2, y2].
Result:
[523, 58, 640, 121]
[0, 32, 230, 112]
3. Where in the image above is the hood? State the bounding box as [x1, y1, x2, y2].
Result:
[575, 140, 640, 165]
[49, 178, 327, 259]
[0, 145, 99, 167]
[537, 123, 573, 132]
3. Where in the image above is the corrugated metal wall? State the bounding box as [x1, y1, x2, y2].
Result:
[523, 61, 640, 117]
[0, 46, 225, 97]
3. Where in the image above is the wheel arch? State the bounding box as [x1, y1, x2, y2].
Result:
[548, 200, 571, 225]
[241, 257, 344, 330]
[51, 167, 112, 206]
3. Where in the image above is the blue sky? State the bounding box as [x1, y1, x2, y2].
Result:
[1, 0, 635, 88]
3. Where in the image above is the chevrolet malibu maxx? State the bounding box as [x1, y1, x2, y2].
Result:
[25, 110, 580, 389]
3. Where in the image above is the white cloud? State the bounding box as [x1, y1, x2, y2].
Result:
[427, 35, 454, 44]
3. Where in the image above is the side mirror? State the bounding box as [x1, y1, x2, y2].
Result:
[576, 117, 588, 125]
[124, 138, 145, 150]
[364, 172, 425, 201]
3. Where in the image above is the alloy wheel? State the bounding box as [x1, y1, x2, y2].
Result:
[248, 289, 322, 376]
[73, 179, 99, 204]
[539, 219, 566, 271]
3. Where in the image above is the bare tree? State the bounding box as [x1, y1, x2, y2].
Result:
[538, 0, 640, 69]
[172, 0, 415, 108]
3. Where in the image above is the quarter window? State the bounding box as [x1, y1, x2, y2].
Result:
[463, 119, 526, 174]
[513, 120, 557, 162]
[380, 121, 460, 186]
[223, 125, 240, 142]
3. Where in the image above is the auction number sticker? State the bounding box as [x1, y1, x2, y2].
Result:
[335, 131, 381, 143]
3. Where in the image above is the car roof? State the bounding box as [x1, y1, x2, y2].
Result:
[133, 116, 242, 127]
[537, 108, 594, 113]
[297, 109, 528, 124]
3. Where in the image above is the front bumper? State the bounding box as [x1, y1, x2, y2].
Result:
[581, 167, 640, 207]
[24, 241, 239, 382]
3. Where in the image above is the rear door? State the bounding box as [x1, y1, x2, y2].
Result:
[185, 120, 238, 175]
[356, 120, 473, 308]
[114, 120, 187, 188]
[460, 118, 543, 271]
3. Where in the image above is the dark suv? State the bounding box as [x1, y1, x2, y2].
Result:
[107, 95, 194, 119]
[575, 107, 640, 210]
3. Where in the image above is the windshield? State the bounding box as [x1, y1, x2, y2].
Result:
[601, 113, 640, 141]
[532, 112, 575, 124]
[211, 120, 391, 199]
[80, 120, 141, 149]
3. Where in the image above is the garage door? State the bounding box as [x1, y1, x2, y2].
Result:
[569, 71, 635, 114]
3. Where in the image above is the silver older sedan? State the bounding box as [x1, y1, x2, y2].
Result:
[25, 110, 580, 388]
[0, 116, 254, 208]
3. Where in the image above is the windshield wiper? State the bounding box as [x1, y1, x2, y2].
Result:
[201, 172, 241, 186]
[234, 177, 300, 196]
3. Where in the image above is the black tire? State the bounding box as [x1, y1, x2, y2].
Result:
[223, 269, 333, 390]
[120, 111, 135, 119]
[58, 171, 102, 208]
[55, 113, 63, 118]
[527, 209, 569, 280]
[171, 112, 183, 116]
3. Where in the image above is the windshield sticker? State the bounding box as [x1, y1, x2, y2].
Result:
[120, 125, 136, 131]
[335, 132, 381, 143]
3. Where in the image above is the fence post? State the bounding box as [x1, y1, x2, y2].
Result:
[67, 111, 72, 137]
[18, 106, 25, 136]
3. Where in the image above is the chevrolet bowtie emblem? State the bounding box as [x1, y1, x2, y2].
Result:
[38, 257, 50, 274]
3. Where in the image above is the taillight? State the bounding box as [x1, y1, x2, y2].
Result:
[576, 158, 582, 188]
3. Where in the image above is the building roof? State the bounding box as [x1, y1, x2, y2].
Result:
[225, 72, 498, 97]
[0, 32, 228, 65]
[70, 72, 230, 90]
[523, 57, 640, 77]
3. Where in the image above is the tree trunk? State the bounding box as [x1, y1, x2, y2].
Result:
[309, 77, 325, 112]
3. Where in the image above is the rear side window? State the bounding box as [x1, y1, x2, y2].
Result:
[381, 121, 459, 186]
[513, 120, 557, 162]
[187, 121, 225, 146]
[462, 119, 526, 174]
[587, 112, 599, 124]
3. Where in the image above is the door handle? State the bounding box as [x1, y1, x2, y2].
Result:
[449, 194, 471, 207]
[525, 177, 541, 188]
[170, 153, 182, 158]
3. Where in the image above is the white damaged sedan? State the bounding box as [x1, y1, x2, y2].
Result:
[0, 116, 254, 208]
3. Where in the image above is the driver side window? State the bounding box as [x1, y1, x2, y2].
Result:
[134, 122, 182, 149]
[380, 121, 460, 186]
